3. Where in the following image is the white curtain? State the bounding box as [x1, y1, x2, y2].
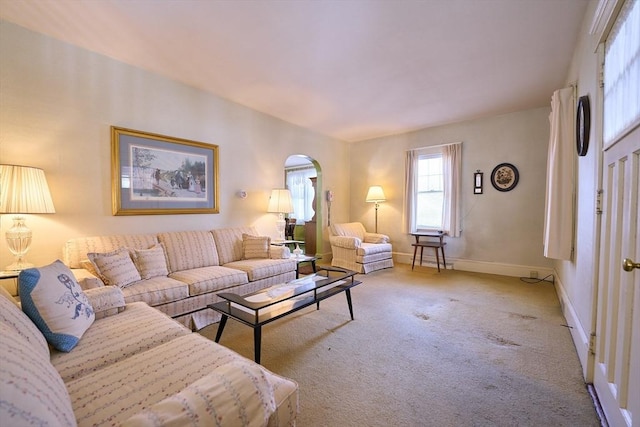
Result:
[443, 143, 462, 237]
[543, 87, 575, 260]
[403, 150, 417, 233]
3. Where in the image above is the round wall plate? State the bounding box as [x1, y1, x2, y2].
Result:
[490, 163, 519, 192]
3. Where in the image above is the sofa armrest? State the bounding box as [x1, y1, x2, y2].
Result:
[84, 286, 126, 319]
[270, 245, 291, 259]
[329, 235, 362, 249]
[364, 232, 390, 244]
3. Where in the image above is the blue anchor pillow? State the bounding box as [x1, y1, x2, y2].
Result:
[19, 260, 95, 352]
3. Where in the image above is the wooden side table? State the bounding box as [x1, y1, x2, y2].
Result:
[411, 232, 447, 272]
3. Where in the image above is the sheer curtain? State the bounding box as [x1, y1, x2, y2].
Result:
[442, 143, 462, 237]
[543, 87, 575, 260]
[403, 150, 417, 233]
[285, 167, 316, 222]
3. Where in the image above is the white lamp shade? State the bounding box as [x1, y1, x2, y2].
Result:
[366, 186, 386, 203]
[0, 164, 56, 214]
[267, 189, 294, 214]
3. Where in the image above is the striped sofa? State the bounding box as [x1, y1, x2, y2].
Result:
[0, 284, 299, 426]
[63, 227, 297, 330]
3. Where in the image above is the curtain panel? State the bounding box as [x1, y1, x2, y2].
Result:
[543, 87, 575, 260]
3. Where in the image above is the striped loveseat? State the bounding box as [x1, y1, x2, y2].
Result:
[0, 284, 299, 426]
[63, 227, 297, 330]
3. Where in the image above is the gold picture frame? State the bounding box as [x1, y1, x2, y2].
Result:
[111, 126, 219, 215]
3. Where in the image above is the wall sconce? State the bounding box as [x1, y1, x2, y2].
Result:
[474, 170, 483, 194]
[0, 164, 56, 270]
[365, 185, 386, 233]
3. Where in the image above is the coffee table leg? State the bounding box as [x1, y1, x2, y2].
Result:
[254, 325, 262, 364]
[214, 315, 228, 343]
[345, 289, 354, 320]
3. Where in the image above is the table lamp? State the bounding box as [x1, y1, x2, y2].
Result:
[0, 164, 56, 270]
[366, 185, 386, 233]
[267, 188, 294, 241]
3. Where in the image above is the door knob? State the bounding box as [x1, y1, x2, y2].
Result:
[622, 258, 640, 272]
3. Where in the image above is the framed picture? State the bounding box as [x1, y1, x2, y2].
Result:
[490, 163, 519, 192]
[111, 126, 219, 215]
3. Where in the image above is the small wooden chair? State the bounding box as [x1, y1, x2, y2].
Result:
[285, 218, 297, 240]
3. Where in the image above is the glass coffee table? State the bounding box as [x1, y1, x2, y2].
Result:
[209, 267, 361, 363]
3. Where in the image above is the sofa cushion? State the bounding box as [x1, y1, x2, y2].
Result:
[159, 230, 220, 272]
[169, 266, 248, 296]
[0, 285, 50, 359]
[66, 333, 297, 427]
[19, 260, 95, 352]
[51, 302, 190, 382]
[211, 226, 258, 265]
[225, 258, 297, 282]
[242, 233, 271, 259]
[63, 233, 159, 269]
[122, 360, 276, 427]
[88, 247, 141, 288]
[0, 322, 77, 427]
[132, 243, 169, 279]
[120, 276, 189, 307]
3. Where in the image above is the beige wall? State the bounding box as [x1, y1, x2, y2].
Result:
[350, 107, 554, 275]
[0, 21, 349, 268]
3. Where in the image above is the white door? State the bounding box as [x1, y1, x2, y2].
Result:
[594, 125, 640, 427]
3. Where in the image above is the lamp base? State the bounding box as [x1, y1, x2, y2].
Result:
[6, 216, 33, 271]
[5, 260, 34, 271]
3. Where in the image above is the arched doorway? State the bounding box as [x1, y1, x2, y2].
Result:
[284, 155, 322, 256]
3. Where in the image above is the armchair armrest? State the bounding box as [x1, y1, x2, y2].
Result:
[84, 286, 126, 319]
[329, 235, 362, 249]
[364, 232, 390, 244]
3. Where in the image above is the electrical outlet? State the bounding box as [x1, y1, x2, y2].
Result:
[530, 271, 538, 279]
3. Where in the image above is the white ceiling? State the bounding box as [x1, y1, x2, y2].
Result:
[0, 0, 588, 142]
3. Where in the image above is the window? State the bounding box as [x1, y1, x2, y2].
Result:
[416, 154, 444, 229]
[603, 0, 640, 145]
[405, 143, 461, 236]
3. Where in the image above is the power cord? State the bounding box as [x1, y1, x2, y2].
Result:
[519, 274, 555, 284]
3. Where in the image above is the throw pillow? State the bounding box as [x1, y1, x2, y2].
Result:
[132, 244, 169, 279]
[88, 247, 141, 288]
[19, 259, 95, 352]
[242, 233, 271, 259]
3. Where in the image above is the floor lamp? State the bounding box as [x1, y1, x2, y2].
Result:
[0, 164, 56, 270]
[366, 185, 386, 233]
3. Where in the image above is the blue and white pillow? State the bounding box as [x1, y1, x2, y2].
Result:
[19, 260, 95, 352]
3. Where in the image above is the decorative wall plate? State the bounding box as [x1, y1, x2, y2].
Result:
[576, 95, 590, 156]
[490, 163, 519, 192]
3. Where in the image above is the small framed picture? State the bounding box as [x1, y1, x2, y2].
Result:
[474, 170, 483, 194]
[490, 163, 519, 192]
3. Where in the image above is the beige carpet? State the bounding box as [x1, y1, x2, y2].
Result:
[199, 265, 600, 426]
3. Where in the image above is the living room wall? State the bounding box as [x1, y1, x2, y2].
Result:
[0, 21, 350, 268]
[349, 106, 555, 277]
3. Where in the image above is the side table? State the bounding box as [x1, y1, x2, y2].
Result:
[410, 231, 447, 272]
[291, 255, 317, 278]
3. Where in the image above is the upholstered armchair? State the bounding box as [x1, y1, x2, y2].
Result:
[328, 222, 393, 274]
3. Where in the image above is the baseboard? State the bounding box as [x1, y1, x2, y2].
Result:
[552, 272, 592, 380]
